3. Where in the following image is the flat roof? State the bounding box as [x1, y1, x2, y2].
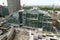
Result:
[23, 9, 51, 17]
[24, 9, 44, 14]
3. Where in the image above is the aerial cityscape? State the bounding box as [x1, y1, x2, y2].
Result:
[0, 0, 60, 40]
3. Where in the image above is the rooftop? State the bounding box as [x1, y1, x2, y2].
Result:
[23, 9, 51, 17]
[24, 9, 42, 14]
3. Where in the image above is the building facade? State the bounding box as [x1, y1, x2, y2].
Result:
[0, 5, 9, 17]
[7, 0, 21, 13]
[2, 9, 53, 32]
[19, 9, 53, 31]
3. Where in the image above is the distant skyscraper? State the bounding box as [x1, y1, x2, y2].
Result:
[7, 0, 21, 13]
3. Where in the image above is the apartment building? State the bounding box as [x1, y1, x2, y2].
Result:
[18, 9, 53, 31]
[2, 9, 53, 31]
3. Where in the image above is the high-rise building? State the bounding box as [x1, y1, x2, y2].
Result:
[7, 0, 21, 13]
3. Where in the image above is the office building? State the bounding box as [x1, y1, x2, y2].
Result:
[18, 9, 53, 31]
[7, 0, 21, 13]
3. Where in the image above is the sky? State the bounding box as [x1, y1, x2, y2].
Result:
[0, 0, 7, 6]
[0, 0, 60, 6]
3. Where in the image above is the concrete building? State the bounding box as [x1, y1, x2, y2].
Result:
[3, 9, 53, 32]
[7, 0, 21, 13]
[18, 9, 53, 32]
[0, 5, 9, 17]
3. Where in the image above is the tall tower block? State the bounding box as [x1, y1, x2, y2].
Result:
[7, 0, 21, 13]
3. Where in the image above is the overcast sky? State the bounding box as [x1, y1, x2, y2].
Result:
[0, 0, 60, 6]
